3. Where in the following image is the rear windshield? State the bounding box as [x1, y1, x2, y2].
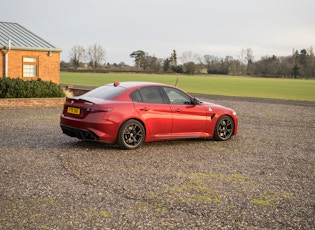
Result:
[82, 85, 126, 99]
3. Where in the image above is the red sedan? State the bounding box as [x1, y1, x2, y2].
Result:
[60, 82, 238, 149]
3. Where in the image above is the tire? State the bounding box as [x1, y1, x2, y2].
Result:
[117, 119, 145, 150]
[214, 115, 234, 141]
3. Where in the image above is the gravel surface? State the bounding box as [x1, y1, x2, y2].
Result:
[0, 97, 314, 229]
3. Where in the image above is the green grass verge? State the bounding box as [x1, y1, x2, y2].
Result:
[60, 72, 315, 102]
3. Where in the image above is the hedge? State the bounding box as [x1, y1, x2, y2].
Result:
[0, 78, 65, 98]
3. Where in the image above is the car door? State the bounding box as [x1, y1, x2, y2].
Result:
[162, 86, 208, 136]
[131, 86, 173, 140]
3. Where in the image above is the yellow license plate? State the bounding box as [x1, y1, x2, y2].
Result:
[67, 107, 80, 115]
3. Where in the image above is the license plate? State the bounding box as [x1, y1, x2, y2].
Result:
[67, 107, 80, 115]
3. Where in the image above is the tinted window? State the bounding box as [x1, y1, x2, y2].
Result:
[83, 86, 126, 99]
[130, 90, 142, 102]
[137, 87, 164, 104]
[163, 87, 192, 104]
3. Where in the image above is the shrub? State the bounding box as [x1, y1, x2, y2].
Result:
[0, 78, 65, 98]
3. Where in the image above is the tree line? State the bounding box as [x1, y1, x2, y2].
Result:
[60, 44, 315, 78]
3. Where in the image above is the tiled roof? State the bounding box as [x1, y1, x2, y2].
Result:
[0, 22, 61, 52]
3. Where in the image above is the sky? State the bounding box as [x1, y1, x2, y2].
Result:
[2, 0, 315, 65]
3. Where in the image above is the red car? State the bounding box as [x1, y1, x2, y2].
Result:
[60, 82, 238, 150]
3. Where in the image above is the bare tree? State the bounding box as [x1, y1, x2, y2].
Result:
[240, 47, 254, 64]
[69, 45, 85, 69]
[179, 51, 201, 64]
[229, 59, 242, 75]
[306, 47, 315, 77]
[87, 44, 106, 71]
[203, 55, 220, 73]
[239, 48, 254, 75]
[179, 51, 202, 74]
[147, 57, 162, 72]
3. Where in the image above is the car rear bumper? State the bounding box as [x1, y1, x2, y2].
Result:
[61, 125, 99, 141]
[60, 115, 119, 143]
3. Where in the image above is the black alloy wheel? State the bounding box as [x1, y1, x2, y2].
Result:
[214, 115, 234, 141]
[117, 119, 145, 150]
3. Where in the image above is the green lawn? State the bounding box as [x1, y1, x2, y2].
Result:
[60, 72, 315, 102]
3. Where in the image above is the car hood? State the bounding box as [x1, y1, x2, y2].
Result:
[201, 101, 236, 114]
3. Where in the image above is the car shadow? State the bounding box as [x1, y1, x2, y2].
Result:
[61, 140, 120, 150]
[60, 136, 240, 152]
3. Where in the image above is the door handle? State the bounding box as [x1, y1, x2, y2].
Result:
[173, 109, 181, 112]
[139, 107, 149, 111]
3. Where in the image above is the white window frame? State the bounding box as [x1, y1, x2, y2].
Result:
[23, 57, 38, 78]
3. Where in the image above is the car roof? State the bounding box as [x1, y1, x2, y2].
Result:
[106, 81, 169, 89]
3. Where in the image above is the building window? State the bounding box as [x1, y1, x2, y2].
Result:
[23, 57, 38, 77]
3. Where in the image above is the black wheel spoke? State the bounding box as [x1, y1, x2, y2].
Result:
[118, 120, 145, 149]
[214, 116, 234, 141]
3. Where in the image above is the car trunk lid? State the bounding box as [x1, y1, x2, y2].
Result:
[63, 97, 112, 118]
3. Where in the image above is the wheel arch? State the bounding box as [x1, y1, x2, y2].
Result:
[213, 114, 237, 140]
[116, 117, 148, 142]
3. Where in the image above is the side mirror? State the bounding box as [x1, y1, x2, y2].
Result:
[192, 97, 201, 105]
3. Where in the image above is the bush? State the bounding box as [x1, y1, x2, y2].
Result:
[0, 78, 65, 98]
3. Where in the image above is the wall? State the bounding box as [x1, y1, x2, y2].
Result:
[0, 49, 61, 84]
[0, 98, 65, 108]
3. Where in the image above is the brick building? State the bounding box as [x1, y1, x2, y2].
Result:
[0, 22, 62, 84]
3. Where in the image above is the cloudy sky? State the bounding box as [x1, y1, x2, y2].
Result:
[2, 0, 315, 65]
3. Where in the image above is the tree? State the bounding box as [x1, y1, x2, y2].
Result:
[163, 50, 180, 73]
[306, 47, 315, 77]
[130, 50, 145, 70]
[179, 51, 200, 65]
[87, 44, 106, 71]
[183, 62, 197, 75]
[170, 50, 177, 67]
[69, 45, 85, 69]
[292, 63, 299, 78]
[180, 51, 201, 74]
[203, 55, 220, 74]
[253, 55, 281, 76]
[278, 56, 294, 77]
[218, 56, 233, 74]
[240, 48, 254, 75]
[163, 58, 171, 72]
[299, 49, 308, 68]
[143, 55, 161, 71]
[292, 49, 307, 78]
[60, 60, 70, 69]
[148, 57, 162, 72]
[240, 48, 254, 64]
[229, 59, 242, 75]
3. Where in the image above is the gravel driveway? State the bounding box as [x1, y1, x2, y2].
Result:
[0, 97, 314, 229]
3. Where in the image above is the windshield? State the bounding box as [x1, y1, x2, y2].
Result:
[82, 85, 126, 99]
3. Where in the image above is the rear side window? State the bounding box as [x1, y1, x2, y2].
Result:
[130, 86, 164, 104]
[130, 90, 142, 102]
[83, 86, 126, 99]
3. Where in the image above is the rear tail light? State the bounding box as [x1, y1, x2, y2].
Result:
[85, 107, 113, 113]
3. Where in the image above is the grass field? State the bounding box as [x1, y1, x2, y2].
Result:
[60, 72, 315, 102]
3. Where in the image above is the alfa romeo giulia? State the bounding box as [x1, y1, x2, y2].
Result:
[60, 82, 238, 149]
